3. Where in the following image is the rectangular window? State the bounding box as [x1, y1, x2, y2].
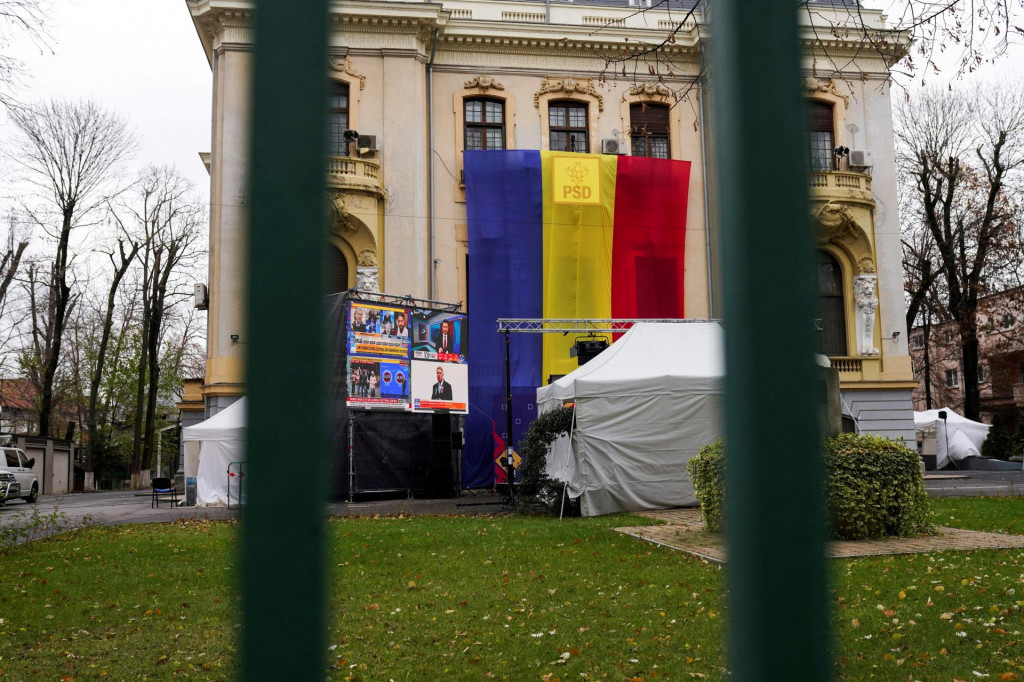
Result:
[910, 334, 925, 349]
[327, 81, 350, 156]
[4, 449, 17, 467]
[945, 368, 959, 388]
[549, 102, 588, 153]
[978, 364, 987, 384]
[630, 102, 670, 159]
[465, 98, 505, 151]
[807, 101, 834, 171]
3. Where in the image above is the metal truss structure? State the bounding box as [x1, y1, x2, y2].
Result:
[496, 318, 716, 333]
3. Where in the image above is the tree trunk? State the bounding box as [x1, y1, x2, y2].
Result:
[38, 211, 74, 437]
[86, 242, 137, 488]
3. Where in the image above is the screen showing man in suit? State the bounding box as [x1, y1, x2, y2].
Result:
[411, 311, 468, 363]
[410, 359, 468, 412]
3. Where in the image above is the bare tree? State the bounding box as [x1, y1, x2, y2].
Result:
[0, 212, 28, 314]
[6, 99, 136, 437]
[897, 83, 1024, 420]
[112, 166, 203, 487]
[0, 0, 52, 108]
[82, 234, 138, 490]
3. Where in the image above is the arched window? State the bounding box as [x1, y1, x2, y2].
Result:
[327, 81, 350, 156]
[630, 102, 670, 159]
[327, 247, 349, 294]
[816, 251, 847, 355]
[464, 97, 505, 151]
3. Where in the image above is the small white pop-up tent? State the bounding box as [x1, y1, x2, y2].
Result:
[914, 407, 990, 469]
[181, 397, 246, 506]
[536, 322, 724, 516]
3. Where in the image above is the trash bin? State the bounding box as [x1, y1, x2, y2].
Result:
[185, 477, 197, 506]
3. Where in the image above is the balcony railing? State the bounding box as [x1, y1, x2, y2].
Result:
[808, 171, 874, 206]
[326, 156, 383, 194]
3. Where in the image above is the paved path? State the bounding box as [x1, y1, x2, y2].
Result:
[616, 508, 1024, 565]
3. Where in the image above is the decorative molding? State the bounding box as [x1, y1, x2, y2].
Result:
[857, 256, 876, 274]
[327, 191, 360, 235]
[329, 56, 367, 90]
[534, 77, 604, 111]
[813, 202, 864, 244]
[464, 74, 505, 92]
[853, 275, 879, 357]
[356, 268, 380, 293]
[627, 82, 672, 98]
[804, 77, 849, 108]
[357, 249, 378, 267]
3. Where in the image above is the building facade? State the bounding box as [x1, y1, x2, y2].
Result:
[910, 288, 1024, 429]
[187, 0, 917, 443]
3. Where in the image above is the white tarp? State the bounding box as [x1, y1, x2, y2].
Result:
[914, 407, 990, 469]
[182, 398, 246, 506]
[536, 322, 725, 516]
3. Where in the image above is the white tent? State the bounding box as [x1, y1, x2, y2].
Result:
[181, 397, 246, 506]
[914, 407, 990, 469]
[536, 322, 724, 516]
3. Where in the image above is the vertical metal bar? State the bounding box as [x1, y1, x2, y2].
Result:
[504, 329, 515, 492]
[242, 0, 329, 679]
[348, 413, 355, 503]
[710, 2, 829, 680]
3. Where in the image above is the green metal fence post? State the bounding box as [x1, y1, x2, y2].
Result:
[243, 0, 330, 679]
[710, 2, 829, 679]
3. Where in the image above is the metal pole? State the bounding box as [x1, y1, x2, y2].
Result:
[504, 329, 515, 497]
[242, 0, 329, 679]
[348, 413, 356, 503]
[710, 1, 828, 679]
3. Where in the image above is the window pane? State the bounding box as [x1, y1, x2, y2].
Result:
[568, 106, 586, 128]
[632, 137, 647, 157]
[465, 128, 484, 151]
[329, 113, 348, 155]
[466, 100, 482, 123]
[573, 132, 588, 153]
[550, 131, 567, 152]
[808, 131, 834, 171]
[650, 137, 669, 159]
[549, 106, 566, 128]
[485, 128, 504, 150]
[484, 101, 503, 124]
[328, 94, 348, 109]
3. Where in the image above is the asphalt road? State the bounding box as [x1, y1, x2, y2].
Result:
[0, 470, 1019, 531]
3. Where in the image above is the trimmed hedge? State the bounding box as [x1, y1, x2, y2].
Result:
[516, 406, 574, 512]
[687, 433, 934, 540]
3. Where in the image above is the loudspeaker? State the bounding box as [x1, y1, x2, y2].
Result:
[427, 414, 456, 498]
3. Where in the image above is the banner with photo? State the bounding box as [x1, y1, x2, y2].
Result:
[346, 356, 411, 410]
[411, 311, 468, 364]
[410, 360, 468, 413]
[347, 301, 411, 359]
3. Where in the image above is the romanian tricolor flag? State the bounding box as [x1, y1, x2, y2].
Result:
[462, 150, 691, 488]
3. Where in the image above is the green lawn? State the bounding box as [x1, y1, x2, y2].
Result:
[0, 499, 1021, 680]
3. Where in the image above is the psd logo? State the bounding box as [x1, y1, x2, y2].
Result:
[552, 156, 601, 205]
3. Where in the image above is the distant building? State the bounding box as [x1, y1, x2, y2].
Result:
[0, 378, 38, 435]
[910, 288, 1024, 429]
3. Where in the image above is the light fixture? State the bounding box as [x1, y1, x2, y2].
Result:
[231, 334, 239, 344]
[890, 331, 900, 342]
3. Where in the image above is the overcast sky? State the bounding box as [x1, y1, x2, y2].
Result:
[0, 0, 212, 200]
[0, 0, 1019, 211]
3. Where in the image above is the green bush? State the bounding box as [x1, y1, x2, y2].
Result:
[826, 433, 933, 540]
[516, 406, 574, 512]
[688, 433, 934, 540]
[687, 437, 726, 532]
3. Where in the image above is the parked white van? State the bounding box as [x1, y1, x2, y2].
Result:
[0, 447, 39, 504]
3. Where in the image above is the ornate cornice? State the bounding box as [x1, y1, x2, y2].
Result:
[464, 74, 505, 92]
[805, 77, 849, 108]
[534, 77, 604, 111]
[627, 82, 673, 99]
[329, 56, 366, 90]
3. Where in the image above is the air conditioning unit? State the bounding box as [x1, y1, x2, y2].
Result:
[849, 149, 873, 168]
[601, 137, 625, 155]
[194, 283, 209, 311]
[357, 134, 378, 152]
